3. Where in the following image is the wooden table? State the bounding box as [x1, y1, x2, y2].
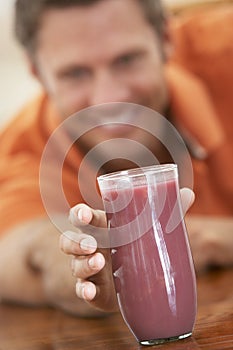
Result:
[0, 268, 232, 349]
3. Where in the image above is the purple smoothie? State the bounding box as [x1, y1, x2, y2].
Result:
[100, 172, 197, 344]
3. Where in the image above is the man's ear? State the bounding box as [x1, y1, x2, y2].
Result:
[25, 53, 43, 84]
[161, 17, 174, 62]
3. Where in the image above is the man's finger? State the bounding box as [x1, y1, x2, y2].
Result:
[180, 188, 195, 215]
[69, 203, 107, 228]
[60, 231, 97, 255]
[76, 279, 97, 301]
[71, 252, 105, 279]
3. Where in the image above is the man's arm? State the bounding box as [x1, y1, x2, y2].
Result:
[186, 215, 233, 273]
[0, 218, 107, 317]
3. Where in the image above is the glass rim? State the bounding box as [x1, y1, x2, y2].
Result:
[97, 163, 177, 182]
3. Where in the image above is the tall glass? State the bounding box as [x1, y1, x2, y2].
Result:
[97, 164, 197, 346]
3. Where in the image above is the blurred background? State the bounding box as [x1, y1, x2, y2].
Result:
[0, 0, 40, 128]
[0, 0, 226, 128]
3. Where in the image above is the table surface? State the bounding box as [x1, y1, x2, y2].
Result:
[0, 268, 232, 350]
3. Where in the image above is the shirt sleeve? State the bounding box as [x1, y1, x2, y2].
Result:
[0, 154, 47, 235]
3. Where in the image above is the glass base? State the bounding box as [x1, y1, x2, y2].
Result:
[139, 331, 192, 346]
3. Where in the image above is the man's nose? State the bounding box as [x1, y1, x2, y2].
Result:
[90, 71, 131, 105]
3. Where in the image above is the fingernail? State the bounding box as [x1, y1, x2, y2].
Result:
[78, 207, 91, 224]
[80, 238, 97, 252]
[88, 256, 97, 269]
[88, 253, 104, 270]
[84, 284, 95, 301]
[77, 208, 84, 221]
[77, 283, 86, 299]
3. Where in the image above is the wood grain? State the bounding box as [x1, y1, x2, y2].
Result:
[0, 268, 232, 349]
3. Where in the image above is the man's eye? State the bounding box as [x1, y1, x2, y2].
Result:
[63, 68, 90, 80]
[116, 53, 142, 67]
[117, 55, 136, 65]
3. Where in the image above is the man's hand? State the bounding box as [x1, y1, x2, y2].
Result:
[60, 204, 118, 313]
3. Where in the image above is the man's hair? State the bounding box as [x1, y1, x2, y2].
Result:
[15, 0, 166, 55]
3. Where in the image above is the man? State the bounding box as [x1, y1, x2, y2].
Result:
[0, 0, 232, 315]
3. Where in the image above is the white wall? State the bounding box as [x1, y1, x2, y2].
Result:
[0, 0, 40, 128]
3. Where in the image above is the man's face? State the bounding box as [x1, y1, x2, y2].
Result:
[34, 0, 170, 160]
[36, 0, 169, 115]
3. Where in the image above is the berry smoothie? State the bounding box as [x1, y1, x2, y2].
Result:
[99, 166, 197, 344]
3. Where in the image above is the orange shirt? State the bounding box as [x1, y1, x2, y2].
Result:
[169, 3, 233, 214]
[170, 3, 233, 142]
[0, 5, 232, 235]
